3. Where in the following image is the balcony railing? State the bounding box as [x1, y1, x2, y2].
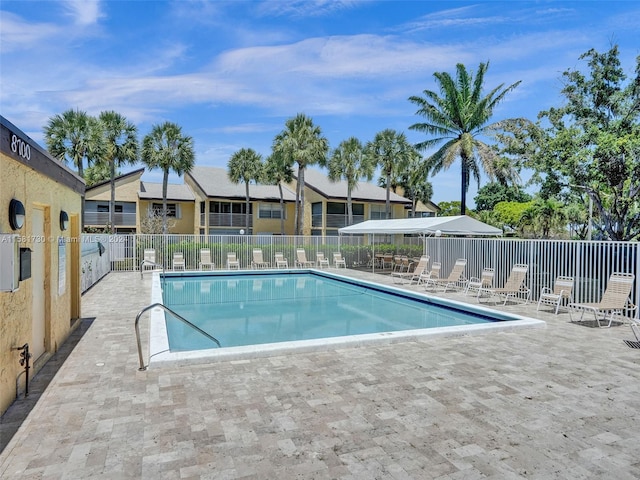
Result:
[312, 213, 367, 228]
[208, 213, 253, 227]
[84, 211, 137, 226]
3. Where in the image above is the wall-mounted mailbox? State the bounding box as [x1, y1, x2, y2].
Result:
[0, 234, 20, 292]
[20, 247, 32, 281]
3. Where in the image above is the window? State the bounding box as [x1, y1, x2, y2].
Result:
[258, 203, 285, 219]
[210, 202, 251, 214]
[370, 204, 387, 219]
[97, 204, 109, 213]
[97, 204, 122, 213]
[152, 203, 180, 218]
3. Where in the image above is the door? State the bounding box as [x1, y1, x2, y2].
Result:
[32, 207, 46, 360]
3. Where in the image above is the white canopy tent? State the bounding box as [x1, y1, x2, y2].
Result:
[338, 216, 502, 272]
[338, 215, 503, 236]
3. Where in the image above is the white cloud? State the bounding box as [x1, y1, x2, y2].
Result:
[0, 12, 60, 52]
[62, 0, 103, 26]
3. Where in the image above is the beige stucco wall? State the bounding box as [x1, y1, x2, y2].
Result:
[138, 199, 196, 234]
[85, 172, 142, 202]
[0, 152, 82, 415]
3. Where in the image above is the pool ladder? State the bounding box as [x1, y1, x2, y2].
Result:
[135, 303, 221, 371]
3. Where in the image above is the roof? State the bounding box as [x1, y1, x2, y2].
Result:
[301, 168, 411, 204]
[85, 167, 145, 192]
[188, 166, 297, 201]
[338, 215, 503, 236]
[139, 181, 195, 201]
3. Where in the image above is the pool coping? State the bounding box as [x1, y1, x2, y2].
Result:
[148, 269, 546, 367]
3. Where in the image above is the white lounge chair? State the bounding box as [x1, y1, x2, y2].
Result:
[333, 252, 346, 268]
[537, 275, 574, 314]
[569, 272, 636, 328]
[316, 252, 330, 269]
[296, 249, 315, 268]
[428, 258, 467, 292]
[172, 252, 185, 270]
[274, 252, 288, 268]
[199, 248, 215, 270]
[142, 248, 157, 272]
[479, 263, 531, 305]
[226, 252, 240, 269]
[465, 267, 495, 298]
[419, 261, 442, 289]
[391, 255, 429, 284]
[251, 249, 270, 269]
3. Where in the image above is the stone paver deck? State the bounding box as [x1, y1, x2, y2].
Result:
[1, 270, 639, 479]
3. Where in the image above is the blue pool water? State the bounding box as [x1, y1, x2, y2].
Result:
[161, 271, 513, 352]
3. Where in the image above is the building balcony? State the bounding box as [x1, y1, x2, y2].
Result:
[312, 214, 365, 229]
[84, 211, 137, 226]
[208, 213, 253, 228]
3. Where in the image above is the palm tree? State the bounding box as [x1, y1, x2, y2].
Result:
[44, 108, 103, 177]
[408, 62, 522, 215]
[327, 137, 374, 226]
[365, 129, 413, 219]
[141, 121, 195, 234]
[263, 151, 294, 235]
[272, 114, 328, 235]
[227, 148, 263, 233]
[98, 111, 139, 233]
[401, 150, 433, 217]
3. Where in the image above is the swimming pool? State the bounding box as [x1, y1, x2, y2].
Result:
[148, 270, 545, 365]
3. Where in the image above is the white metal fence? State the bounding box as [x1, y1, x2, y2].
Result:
[81, 233, 639, 308]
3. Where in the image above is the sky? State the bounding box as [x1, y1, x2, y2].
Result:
[1, 1, 639, 207]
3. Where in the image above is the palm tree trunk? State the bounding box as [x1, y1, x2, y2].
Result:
[385, 171, 391, 219]
[460, 158, 467, 215]
[278, 183, 285, 235]
[162, 169, 169, 234]
[299, 166, 306, 235]
[347, 188, 353, 225]
[109, 158, 115, 233]
[294, 165, 301, 236]
[245, 182, 251, 232]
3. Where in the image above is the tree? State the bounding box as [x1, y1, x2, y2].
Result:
[408, 62, 523, 215]
[84, 162, 119, 187]
[327, 137, 375, 225]
[272, 114, 328, 235]
[44, 108, 103, 177]
[437, 201, 464, 217]
[520, 197, 567, 238]
[493, 200, 533, 235]
[365, 129, 413, 218]
[141, 121, 195, 234]
[474, 182, 531, 212]
[227, 148, 263, 232]
[517, 46, 640, 240]
[263, 151, 294, 235]
[98, 111, 138, 233]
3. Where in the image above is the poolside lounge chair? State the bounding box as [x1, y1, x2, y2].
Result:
[428, 258, 467, 292]
[199, 248, 215, 270]
[418, 261, 442, 289]
[274, 252, 289, 268]
[226, 252, 240, 269]
[537, 275, 574, 314]
[251, 249, 270, 269]
[465, 267, 495, 298]
[631, 316, 640, 342]
[333, 252, 346, 268]
[172, 252, 185, 270]
[569, 272, 636, 328]
[296, 249, 315, 268]
[479, 263, 531, 305]
[142, 248, 157, 272]
[316, 252, 330, 269]
[391, 255, 429, 284]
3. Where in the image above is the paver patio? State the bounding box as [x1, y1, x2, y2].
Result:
[1, 270, 639, 479]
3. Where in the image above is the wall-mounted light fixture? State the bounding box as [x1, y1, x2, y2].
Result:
[60, 210, 69, 231]
[9, 199, 25, 230]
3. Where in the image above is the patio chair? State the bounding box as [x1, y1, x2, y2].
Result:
[391, 255, 429, 284]
[428, 258, 467, 292]
[142, 248, 157, 272]
[296, 249, 315, 268]
[316, 252, 330, 269]
[251, 249, 270, 269]
[199, 248, 215, 270]
[569, 272, 636, 328]
[418, 261, 442, 289]
[465, 267, 495, 298]
[381, 254, 394, 269]
[392, 255, 404, 272]
[274, 252, 289, 268]
[172, 252, 185, 271]
[479, 263, 531, 305]
[226, 252, 240, 269]
[333, 252, 346, 268]
[537, 275, 574, 314]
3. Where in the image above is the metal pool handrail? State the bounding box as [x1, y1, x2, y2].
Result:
[135, 302, 221, 371]
[140, 260, 165, 278]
